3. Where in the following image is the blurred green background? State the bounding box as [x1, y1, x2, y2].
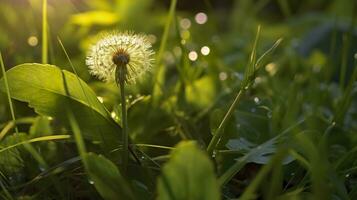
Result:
[0, 0, 356, 199]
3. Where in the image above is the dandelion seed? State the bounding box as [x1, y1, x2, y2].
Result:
[86, 31, 154, 84]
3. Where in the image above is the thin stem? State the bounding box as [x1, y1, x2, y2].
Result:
[207, 89, 245, 156]
[0, 52, 19, 134]
[42, 0, 48, 63]
[119, 71, 128, 170]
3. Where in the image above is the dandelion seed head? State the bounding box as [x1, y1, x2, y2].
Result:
[86, 31, 154, 84]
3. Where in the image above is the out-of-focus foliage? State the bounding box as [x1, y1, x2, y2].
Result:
[0, 0, 356, 199]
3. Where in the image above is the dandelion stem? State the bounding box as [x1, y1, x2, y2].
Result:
[118, 67, 129, 171]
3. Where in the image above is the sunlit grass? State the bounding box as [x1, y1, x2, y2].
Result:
[0, 0, 356, 199]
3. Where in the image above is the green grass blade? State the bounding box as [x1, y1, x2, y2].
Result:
[326, 16, 338, 81]
[67, 110, 87, 160]
[0, 180, 13, 200]
[57, 37, 93, 103]
[57, 37, 111, 152]
[207, 26, 261, 155]
[239, 149, 287, 200]
[339, 34, 349, 90]
[335, 55, 357, 124]
[152, 0, 177, 101]
[339, 3, 356, 90]
[219, 118, 305, 186]
[155, 0, 177, 69]
[0, 121, 15, 141]
[134, 143, 174, 150]
[42, 0, 48, 63]
[0, 52, 18, 134]
[276, 0, 291, 18]
[0, 135, 70, 154]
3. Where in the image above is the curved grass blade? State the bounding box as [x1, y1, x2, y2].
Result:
[0, 52, 18, 134]
[0, 135, 70, 154]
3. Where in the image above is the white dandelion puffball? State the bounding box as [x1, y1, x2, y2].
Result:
[86, 31, 154, 83]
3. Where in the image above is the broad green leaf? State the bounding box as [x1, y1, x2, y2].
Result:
[0, 63, 121, 150]
[84, 153, 135, 200]
[157, 141, 220, 200]
[226, 137, 294, 165]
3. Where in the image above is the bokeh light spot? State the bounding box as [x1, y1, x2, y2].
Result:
[188, 51, 198, 61]
[219, 72, 227, 81]
[27, 36, 38, 46]
[180, 18, 191, 29]
[200, 46, 210, 56]
[148, 34, 157, 44]
[265, 62, 277, 76]
[180, 30, 190, 40]
[195, 12, 207, 24]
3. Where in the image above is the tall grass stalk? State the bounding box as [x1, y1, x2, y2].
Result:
[206, 26, 261, 156]
[239, 149, 287, 200]
[0, 52, 18, 134]
[0, 135, 70, 153]
[339, 3, 356, 90]
[42, 0, 48, 64]
[152, 0, 177, 101]
[67, 110, 87, 160]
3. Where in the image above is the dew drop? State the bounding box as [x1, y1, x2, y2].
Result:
[233, 72, 244, 80]
[39, 166, 46, 172]
[88, 179, 94, 185]
[267, 111, 272, 118]
[97, 96, 104, 103]
[111, 111, 117, 119]
[212, 151, 217, 158]
[254, 97, 260, 104]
